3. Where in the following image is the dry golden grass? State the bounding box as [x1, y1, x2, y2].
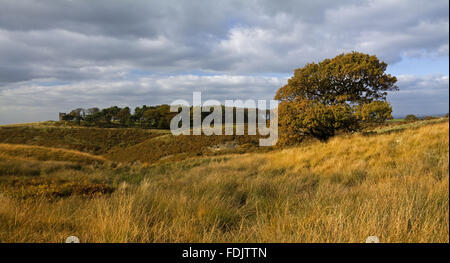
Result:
[0, 121, 448, 242]
[105, 133, 265, 164]
[0, 143, 105, 164]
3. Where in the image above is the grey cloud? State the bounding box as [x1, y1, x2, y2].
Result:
[0, 0, 448, 82]
[0, 0, 448, 123]
[213, 0, 449, 72]
[388, 75, 449, 116]
[0, 74, 285, 123]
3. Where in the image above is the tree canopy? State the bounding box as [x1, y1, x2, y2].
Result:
[276, 52, 398, 144]
[275, 52, 398, 105]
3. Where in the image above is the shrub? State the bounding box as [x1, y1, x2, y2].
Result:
[405, 114, 419, 122]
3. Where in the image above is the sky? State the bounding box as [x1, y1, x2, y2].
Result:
[0, 0, 448, 124]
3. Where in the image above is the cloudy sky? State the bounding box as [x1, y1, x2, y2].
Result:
[0, 0, 448, 123]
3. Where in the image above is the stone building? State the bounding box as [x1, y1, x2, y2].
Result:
[59, 112, 67, 121]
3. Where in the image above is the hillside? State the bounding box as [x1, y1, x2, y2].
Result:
[0, 123, 167, 155]
[0, 143, 106, 165]
[0, 122, 268, 164]
[0, 120, 447, 242]
[105, 133, 265, 164]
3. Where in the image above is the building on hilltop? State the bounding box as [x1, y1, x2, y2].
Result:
[59, 112, 66, 121]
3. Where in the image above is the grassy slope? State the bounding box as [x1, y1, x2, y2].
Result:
[0, 143, 106, 164]
[0, 121, 448, 242]
[372, 117, 448, 134]
[0, 123, 264, 163]
[0, 124, 166, 155]
[105, 133, 264, 164]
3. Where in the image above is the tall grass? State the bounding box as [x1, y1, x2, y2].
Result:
[0, 122, 448, 242]
[0, 144, 105, 164]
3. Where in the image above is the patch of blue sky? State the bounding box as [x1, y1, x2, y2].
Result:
[387, 55, 449, 76]
[225, 17, 246, 30]
[33, 81, 71, 86]
[127, 69, 154, 78]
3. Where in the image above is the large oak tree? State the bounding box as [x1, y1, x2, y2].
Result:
[275, 52, 398, 144]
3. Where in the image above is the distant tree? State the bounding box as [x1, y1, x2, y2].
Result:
[84, 112, 102, 125]
[62, 114, 74, 121]
[275, 52, 398, 144]
[143, 108, 160, 128]
[157, 117, 169, 129]
[132, 105, 149, 127]
[86, 107, 100, 116]
[117, 107, 131, 126]
[69, 108, 85, 125]
[404, 114, 419, 122]
[158, 105, 176, 129]
[101, 106, 120, 124]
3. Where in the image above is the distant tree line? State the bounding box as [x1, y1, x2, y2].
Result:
[61, 105, 270, 129]
[62, 105, 175, 128]
[404, 114, 448, 122]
